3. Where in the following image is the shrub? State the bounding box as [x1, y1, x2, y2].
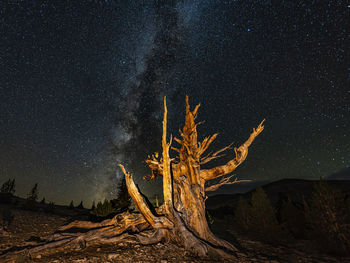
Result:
[90, 199, 116, 217]
[249, 187, 280, 238]
[304, 180, 350, 255]
[235, 196, 252, 231]
[48, 201, 55, 209]
[279, 197, 306, 239]
[22, 199, 38, 211]
[235, 187, 281, 242]
[212, 205, 234, 220]
[44, 202, 55, 213]
[206, 210, 214, 225]
[23, 183, 39, 211]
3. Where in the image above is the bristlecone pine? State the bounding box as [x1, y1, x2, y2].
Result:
[1, 96, 264, 261]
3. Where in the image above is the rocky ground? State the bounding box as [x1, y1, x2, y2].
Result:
[0, 205, 349, 263]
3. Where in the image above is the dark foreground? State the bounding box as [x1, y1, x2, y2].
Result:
[0, 205, 348, 263]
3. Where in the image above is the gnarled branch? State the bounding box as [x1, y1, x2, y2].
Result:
[119, 164, 172, 229]
[205, 174, 251, 192]
[200, 119, 265, 181]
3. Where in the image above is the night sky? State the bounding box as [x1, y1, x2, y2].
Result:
[1, 0, 349, 206]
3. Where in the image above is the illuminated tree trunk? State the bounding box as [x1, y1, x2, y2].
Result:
[141, 96, 264, 258]
[1, 97, 264, 261]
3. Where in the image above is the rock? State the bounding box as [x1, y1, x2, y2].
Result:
[160, 260, 167, 263]
[35, 254, 42, 259]
[108, 253, 119, 260]
[97, 248, 101, 252]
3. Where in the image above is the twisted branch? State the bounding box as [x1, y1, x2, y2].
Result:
[200, 119, 265, 181]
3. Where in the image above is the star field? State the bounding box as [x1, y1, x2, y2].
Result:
[0, 0, 349, 206]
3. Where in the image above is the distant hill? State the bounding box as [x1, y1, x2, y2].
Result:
[206, 178, 350, 210]
[326, 167, 350, 180]
[0, 194, 91, 219]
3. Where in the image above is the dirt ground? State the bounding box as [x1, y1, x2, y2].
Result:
[0, 205, 349, 263]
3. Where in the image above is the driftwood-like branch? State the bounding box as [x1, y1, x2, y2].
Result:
[119, 164, 156, 226]
[0, 211, 152, 261]
[58, 215, 119, 232]
[205, 174, 251, 192]
[119, 164, 172, 229]
[200, 119, 265, 181]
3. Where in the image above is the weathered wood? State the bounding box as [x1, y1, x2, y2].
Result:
[161, 97, 174, 216]
[205, 174, 251, 192]
[200, 119, 265, 181]
[119, 164, 172, 230]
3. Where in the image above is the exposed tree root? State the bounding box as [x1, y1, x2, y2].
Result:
[0, 212, 236, 261]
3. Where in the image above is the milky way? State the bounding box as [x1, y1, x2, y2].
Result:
[1, 0, 349, 206]
[91, 1, 199, 202]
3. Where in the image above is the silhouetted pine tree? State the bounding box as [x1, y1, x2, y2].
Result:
[235, 196, 251, 230]
[23, 183, 39, 210]
[0, 179, 16, 204]
[249, 187, 279, 236]
[91, 199, 116, 217]
[68, 200, 74, 209]
[235, 187, 280, 242]
[46, 201, 55, 213]
[27, 183, 38, 201]
[279, 197, 306, 239]
[77, 201, 84, 209]
[91, 201, 96, 210]
[111, 177, 131, 213]
[0, 179, 15, 195]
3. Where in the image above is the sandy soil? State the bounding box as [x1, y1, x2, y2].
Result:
[0, 205, 349, 263]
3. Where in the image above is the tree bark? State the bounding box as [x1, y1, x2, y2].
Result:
[0, 96, 264, 261]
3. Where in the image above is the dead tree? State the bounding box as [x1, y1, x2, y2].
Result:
[1, 97, 264, 261]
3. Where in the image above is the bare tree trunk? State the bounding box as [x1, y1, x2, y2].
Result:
[0, 96, 264, 261]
